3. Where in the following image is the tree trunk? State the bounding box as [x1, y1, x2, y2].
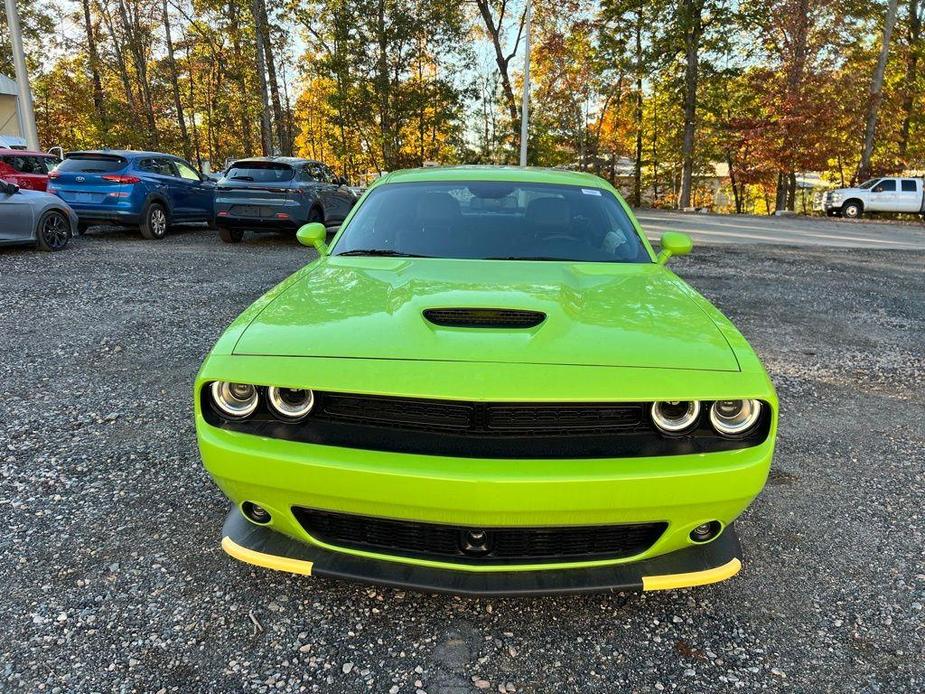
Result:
[81, 0, 107, 138]
[859, 0, 900, 180]
[250, 0, 273, 155]
[162, 0, 190, 160]
[633, 10, 643, 207]
[229, 3, 253, 157]
[186, 44, 202, 169]
[678, 0, 705, 209]
[254, 0, 289, 155]
[474, 0, 524, 142]
[116, 0, 158, 148]
[376, 0, 392, 169]
[100, 6, 139, 122]
[898, 0, 921, 162]
[776, 0, 809, 210]
[727, 152, 742, 214]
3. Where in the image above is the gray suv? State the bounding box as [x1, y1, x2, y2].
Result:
[214, 158, 357, 243]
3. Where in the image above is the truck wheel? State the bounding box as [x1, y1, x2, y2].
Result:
[825, 209, 840, 218]
[219, 227, 244, 243]
[35, 210, 70, 252]
[841, 201, 862, 219]
[140, 202, 168, 239]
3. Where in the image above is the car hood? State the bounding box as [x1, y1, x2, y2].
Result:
[232, 258, 740, 371]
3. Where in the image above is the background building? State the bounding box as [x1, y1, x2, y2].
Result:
[0, 74, 28, 148]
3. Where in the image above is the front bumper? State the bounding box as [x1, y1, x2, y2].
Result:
[221, 507, 743, 595]
[198, 420, 772, 575]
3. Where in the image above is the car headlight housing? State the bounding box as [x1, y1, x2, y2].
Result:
[650, 400, 701, 433]
[267, 386, 315, 421]
[709, 399, 762, 436]
[210, 381, 259, 419]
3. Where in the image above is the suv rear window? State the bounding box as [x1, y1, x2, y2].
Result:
[58, 155, 128, 173]
[223, 162, 294, 183]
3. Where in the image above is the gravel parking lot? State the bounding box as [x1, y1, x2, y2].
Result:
[1, 227, 923, 693]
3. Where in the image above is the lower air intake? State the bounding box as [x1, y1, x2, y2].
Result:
[293, 508, 667, 565]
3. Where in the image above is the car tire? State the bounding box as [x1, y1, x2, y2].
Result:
[841, 201, 862, 219]
[140, 202, 169, 240]
[219, 227, 244, 243]
[35, 210, 71, 252]
[825, 209, 840, 218]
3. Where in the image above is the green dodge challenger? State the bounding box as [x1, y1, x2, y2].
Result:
[194, 166, 777, 595]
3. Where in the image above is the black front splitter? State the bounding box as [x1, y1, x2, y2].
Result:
[221, 508, 743, 597]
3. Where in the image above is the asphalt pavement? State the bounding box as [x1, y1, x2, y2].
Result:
[634, 210, 925, 250]
[0, 227, 923, 692]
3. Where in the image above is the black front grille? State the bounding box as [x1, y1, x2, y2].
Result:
[320, 393, 643, 435]
[293, 508, 667, 565]
[423, 308, 546, 328]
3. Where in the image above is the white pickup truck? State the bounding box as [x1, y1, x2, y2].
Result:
[818, 177, 925, 219]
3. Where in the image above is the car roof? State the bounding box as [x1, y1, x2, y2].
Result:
[377, 165, 610, 189]
[65, 150, 185, 160]
[0, 150, 58, 157]
[229, 157, 319, 166]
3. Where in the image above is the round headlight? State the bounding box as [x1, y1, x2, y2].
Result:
[650, 400, 701, 433]
[210, 381, 258, 419]
[709, 399, 762, 436]
[267, 386, 314, 420]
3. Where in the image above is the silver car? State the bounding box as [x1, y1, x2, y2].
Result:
[0, 181, 77, 251]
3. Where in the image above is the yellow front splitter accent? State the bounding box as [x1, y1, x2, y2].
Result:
[222, 536, 314, 576]
[222, 534, 742, 592]
[642, 557, 741, 591]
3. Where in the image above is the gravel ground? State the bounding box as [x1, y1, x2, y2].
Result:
[1, 226, 923, 693]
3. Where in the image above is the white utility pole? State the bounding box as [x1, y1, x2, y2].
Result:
[518, 0, 531, 167]
[4, 0, 40, 150]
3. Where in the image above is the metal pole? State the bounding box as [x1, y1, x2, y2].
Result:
[4, 0, 40, 150]
[519, 0, 531, 167]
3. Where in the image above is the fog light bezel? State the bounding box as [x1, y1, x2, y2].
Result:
[242, 501, 272, 525]
[689, 520, 723, 544]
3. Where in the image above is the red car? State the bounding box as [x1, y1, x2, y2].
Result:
[0, 151, 61, 192]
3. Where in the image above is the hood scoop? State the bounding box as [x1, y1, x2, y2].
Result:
[423, 308, 547, 329]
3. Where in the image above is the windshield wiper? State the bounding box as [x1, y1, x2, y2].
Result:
[230, 175, 255, 181]
[336, 249, 433, 258]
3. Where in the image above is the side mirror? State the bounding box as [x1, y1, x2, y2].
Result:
[656, 231, 692, 265]
[296, 222, 328, 256]
[0, 182, 20, 195]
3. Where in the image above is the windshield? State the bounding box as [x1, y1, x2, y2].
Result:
[222, 162, 294, 183]
[858, 179, 880, 189]
[333, 181, 651, 263]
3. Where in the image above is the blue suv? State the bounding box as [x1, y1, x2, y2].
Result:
[48, 151, 214, 239]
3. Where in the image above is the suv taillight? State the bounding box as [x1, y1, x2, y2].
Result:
[48, 171, 60, 179]
[101, 175, 141, 184]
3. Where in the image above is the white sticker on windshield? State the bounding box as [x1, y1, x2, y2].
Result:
[581, 188, 602, 196]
